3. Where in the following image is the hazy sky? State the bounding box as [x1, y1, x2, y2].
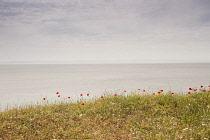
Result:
[0, 0, 210, 63]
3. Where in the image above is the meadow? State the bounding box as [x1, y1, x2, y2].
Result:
[0, 86, 209, 140]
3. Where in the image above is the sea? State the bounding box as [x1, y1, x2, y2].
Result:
[0, 63, 210, 110]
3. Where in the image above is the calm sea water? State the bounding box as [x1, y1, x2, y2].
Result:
[0, 63, 210, 110]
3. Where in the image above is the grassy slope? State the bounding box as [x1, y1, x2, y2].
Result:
[0, 92, 209, 140]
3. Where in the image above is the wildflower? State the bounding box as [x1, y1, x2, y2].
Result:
[143, 90, 146, 92]
[158, 91, 161, 94]
[203, 90, 206, 92]
[160, 89, 163, 92]
[56, 92, 59, 94]
[152, 93, 155, 95]
[170, 92, 174, 95]
[200, 85, 203, 88]
[124, 90, 126, 92]
[189, 88, 192, 90]
[100, 96, 104, 98]
[80, 94, 83, 96]
[58, 95, 60, 97]
[87, 94, 90, 96]
[137, 89, 140, 90]
[114, 94, 118, 96]
[42, 98, 46, 100]
[193, 89, 197, 91]
[183, 128, 188, 131]
[202, 123, 207, 126]
[81, 103, 85, 105]
[208, 85, 210, 87]
[187, 92, 191, 94]
[68, 97, 71, 99]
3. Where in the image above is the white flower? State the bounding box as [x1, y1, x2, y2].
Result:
[183, 128, 188, 131]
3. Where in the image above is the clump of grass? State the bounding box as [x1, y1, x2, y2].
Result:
[0, 91, 209, 139]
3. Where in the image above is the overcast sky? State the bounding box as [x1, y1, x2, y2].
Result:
[0, 0, 210, 64]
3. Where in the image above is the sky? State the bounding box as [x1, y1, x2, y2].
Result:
[0, 0, 210, 64]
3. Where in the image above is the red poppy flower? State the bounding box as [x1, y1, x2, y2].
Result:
[124, 90, 126, 92]
[158, 91, 161, 94]
[87, 94, 90, 96]
[200, 85, 203, 88]
[203, 90, 206, 92]
[80, 94, 83, 96]
[143, 90, 146, 92]
[100, 96, 104, 98]
[42, 98, 46, 100]
[68, 97, 71, 99]
[56, 92, 59, 94]
[81, 103, 85, 105]
[189, 88, 192, 90]
[170, 92, 174, 95]
[58, 95, 60, 97]
[187, 92, 191, 94]
[138, 89, 140, 90]
[114, 94, 118, 96]
[193, 89, 197, 91]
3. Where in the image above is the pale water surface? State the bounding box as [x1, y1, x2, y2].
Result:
[0, 63, 210, 110]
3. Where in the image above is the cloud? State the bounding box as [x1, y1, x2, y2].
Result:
[0, 0, 210, 63]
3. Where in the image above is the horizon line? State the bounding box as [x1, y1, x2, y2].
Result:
[0, 61, 210, 65]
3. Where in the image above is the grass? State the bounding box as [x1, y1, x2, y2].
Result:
[0, 90, 209, 140]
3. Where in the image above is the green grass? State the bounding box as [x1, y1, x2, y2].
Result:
[0, 91, 209, 140]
